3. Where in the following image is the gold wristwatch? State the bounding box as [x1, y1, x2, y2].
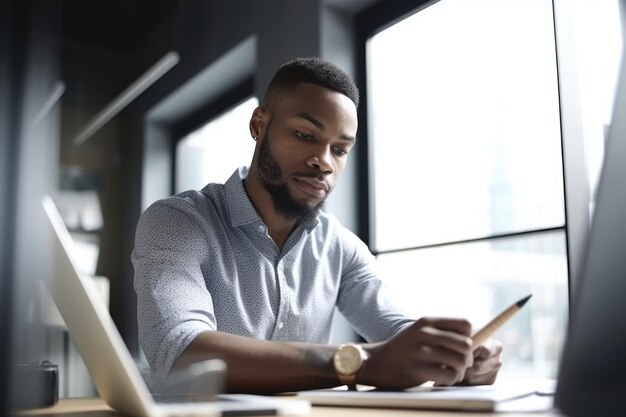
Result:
[333, 344, 368, 391]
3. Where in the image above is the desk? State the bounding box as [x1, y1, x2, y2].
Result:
[21, 397, 562, 417]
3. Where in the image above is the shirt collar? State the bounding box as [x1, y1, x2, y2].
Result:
[225, 167, 262, 227]
[224, 166, 320, 231]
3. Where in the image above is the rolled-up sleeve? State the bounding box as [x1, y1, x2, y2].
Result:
[132, 198, 216, 377]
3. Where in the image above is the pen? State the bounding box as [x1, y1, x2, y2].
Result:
[471, 294, 532, 349]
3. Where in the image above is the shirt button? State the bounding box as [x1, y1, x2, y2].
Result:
[277, 321, 284, 330]
[258, 225, 266, 233]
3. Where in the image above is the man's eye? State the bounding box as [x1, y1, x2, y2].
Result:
[334, 148, 349, 157]
[295, 131, 314, 141]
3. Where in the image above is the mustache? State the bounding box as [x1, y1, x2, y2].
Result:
[292, 174, 330, 192]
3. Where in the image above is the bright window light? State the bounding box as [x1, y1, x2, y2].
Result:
[367, 0, 564, 251]
[176, 96, 258, 193]
[572, 0, 623, 205]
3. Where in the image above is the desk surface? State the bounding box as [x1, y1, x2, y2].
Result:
[20, 397, 563, 417]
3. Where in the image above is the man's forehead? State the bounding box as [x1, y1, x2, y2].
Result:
[293, 112, 357, 142]
[275, 83, 358, 126]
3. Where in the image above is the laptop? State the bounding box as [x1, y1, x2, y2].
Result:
[42, 195, 310, 416]
[554, 1, 626, 415]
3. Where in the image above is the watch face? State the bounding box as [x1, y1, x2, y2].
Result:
[334, 345, 363, 375]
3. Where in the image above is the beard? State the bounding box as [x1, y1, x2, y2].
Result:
[257, 131, 325, 222]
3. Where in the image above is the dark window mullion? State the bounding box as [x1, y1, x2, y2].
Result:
[373, 225, 566, 256]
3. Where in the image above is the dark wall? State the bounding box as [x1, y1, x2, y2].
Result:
[120, 0, 322, 355]
[60, 42, 128, 346]
[0, 0, 22, 412]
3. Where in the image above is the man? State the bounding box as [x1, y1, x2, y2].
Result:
[132, 57, 502, 394]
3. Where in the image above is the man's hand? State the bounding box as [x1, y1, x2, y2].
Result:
[457, 338, 503, 385]
[360, 317, 474, 389]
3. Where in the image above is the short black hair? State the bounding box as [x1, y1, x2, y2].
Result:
[263, 57, 359, 109]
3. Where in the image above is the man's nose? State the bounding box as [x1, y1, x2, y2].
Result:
[307, 146, 333, 175]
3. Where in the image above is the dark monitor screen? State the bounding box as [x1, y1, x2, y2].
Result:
[0, 1, 19, 414]
[554, 1, 626, 415]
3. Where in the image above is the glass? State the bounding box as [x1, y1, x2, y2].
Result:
[175, 97, 259, 193]
[367, 0, 564, 252]
[569, 0, 623, 210]
[376, 230, 568, 378]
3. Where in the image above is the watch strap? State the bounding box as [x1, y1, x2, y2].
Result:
[337, 373, 358, 391]
[334, 344, 367, 391]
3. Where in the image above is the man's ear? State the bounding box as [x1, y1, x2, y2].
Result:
[249, 106, 269, 140]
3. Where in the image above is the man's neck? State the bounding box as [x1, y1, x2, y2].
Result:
[243, 172, 296, 250]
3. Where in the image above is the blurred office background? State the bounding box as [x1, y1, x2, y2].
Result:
[0, 0, 622, 411]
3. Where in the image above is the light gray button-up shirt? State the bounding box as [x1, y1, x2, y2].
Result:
[132, 167, 412, 376]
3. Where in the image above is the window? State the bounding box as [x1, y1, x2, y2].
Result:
[569, 0, 623, 211]
[363, 0, 567, 378]
[175, 96, 259, 193]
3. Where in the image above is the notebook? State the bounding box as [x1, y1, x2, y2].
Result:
[298, 383, 540, 412]
[42, 195, 310, 417]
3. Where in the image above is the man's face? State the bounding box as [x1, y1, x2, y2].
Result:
[256, 83, 358, 221]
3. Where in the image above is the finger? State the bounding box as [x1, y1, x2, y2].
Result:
[417, 344, 473, 371]
[463, 373, 497, 386]
[417, 326, 473, 358]
[474, 345, 491, 359]
[463, 366, 500, 385]
[467, 359, 498, 376]
[419, 363, 463, 386]
[463, 357, 502, 385]
[474, 339, 503, 358]
[416, 317, 472, 336]
[468, 357, 488, 372]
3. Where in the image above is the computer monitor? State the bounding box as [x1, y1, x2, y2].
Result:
[554, 1, 626, 415]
